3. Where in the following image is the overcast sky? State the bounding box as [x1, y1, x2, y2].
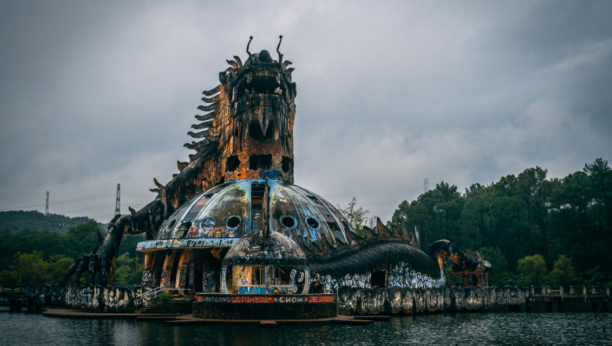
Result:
[1, 0, 611, 223]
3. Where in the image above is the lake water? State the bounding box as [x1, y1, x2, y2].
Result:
[1, 309, 611, 346]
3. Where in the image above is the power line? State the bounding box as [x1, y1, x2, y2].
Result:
[55, 204, 116, 214]
[115, 184, 121, 215]
[0, 193, 119, 211]
[320, 188, 421, 198]
[124, 190, 157, 196]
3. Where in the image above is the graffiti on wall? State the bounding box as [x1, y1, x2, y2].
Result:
[24, 284, 160, 313]
[188, 264, 195, 293]
[24, 284, 528, 315]
[336, 285, 528, 315]
[386, 261, 445, 289]
[136, 238, 238, 251]
[141, 269, 153, 286]
[221, 266, 228, 293]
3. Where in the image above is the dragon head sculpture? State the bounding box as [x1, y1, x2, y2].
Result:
[183, 36, 297, 188]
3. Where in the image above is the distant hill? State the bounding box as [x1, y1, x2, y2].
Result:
[0, 210, 101, 233]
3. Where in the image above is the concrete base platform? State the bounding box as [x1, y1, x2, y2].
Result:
[42, 309, 388, 327]
[43, 309, 138, 319]
[136, 315, 179, 321]
[354, 315, 391, 321]
[165, 314, 379, 326]
[42, 309, 185, 320]
[193, 294, 336, 320]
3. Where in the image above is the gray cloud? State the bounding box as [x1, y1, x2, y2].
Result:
[1, 0, 611, 222]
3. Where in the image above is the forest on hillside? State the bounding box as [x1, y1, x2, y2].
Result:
[0, 221, 144, 286]
[383, 158, 612, 288]
[0, 210, 95, 234]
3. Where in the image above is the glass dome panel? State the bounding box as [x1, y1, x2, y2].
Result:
[269, 181, 335, 246]
[191, 181, 251, 238]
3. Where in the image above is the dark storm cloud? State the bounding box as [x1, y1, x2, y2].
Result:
[1, 0, 611, 222]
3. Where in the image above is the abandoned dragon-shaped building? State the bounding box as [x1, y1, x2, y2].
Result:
[59, 37, 490, 296]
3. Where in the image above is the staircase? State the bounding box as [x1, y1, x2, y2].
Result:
[134, 286, 164, 309]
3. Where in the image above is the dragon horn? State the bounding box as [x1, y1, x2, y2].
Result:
[153, 178, 164, 189]
[246, 36, 253, 59]
[277, 35, 283, 65]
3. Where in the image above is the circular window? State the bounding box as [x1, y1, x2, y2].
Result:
[226, 216, 241, 228]
[281, 215, 296, 229]
[166, 219, 176, 231]
[306, 217, 320, 229]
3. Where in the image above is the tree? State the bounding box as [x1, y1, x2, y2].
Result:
[548, 255, 576, 286]
[517, 254, 547, 286]
[584, 158, 612, 208]
[47, 256, 75, 284]
[0, 269, 19, 286]
[478, 247, 508, 286]
[12, 252, 51, 285]
[114, 252, 144, 285]
[463, 184, 495, 249]
[337, 197, 369, 236]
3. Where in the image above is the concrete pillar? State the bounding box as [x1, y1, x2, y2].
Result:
[175, 249, 193, 292]
[570, 285, 574, 294]
[142, 252, 157, 286]
[161, 250, 176, 292]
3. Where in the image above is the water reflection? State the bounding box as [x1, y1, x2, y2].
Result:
[2, 308, 611, 346]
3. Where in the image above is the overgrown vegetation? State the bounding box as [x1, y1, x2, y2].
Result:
[384, 158, 612, 287]
[0, 210, 95, 234]
[0, 219, 144, 286]
[337, 197, 370, 237]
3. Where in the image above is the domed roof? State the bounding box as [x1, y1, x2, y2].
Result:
[142, 180, 357, 251]
[222, 230, 307, 266]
